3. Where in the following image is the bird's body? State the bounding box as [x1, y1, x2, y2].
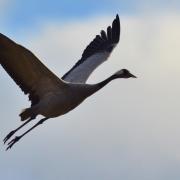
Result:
[0, 15, 136, 150]
[30, 83, 97, 118]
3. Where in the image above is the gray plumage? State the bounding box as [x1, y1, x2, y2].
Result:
[0, 14, 136, 150]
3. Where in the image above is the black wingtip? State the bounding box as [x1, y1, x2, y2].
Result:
[115, 14, 120, 24]
[116, 14, 120, 21]
[111, 14, 120, 44]
[61, 14, 121, 81]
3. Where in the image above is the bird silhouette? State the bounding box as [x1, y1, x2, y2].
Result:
[0, 15, 136, 150]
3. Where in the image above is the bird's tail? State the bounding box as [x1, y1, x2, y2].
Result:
[19, 108, 35, 121]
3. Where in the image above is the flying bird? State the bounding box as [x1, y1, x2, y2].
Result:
[0, 15, 136, 150]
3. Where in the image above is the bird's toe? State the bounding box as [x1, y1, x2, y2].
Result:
[3, 130, 15, 144]
[6, 136, 21, 150]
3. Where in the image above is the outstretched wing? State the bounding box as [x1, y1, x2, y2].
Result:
[0, 33, 66, 106]
[62, 14, 120, 83]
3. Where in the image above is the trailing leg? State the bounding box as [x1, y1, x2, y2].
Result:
[3, 117, 35, 144]
[6, 117, 49, 150]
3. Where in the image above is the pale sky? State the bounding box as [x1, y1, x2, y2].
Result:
[0, 1, 180, 180]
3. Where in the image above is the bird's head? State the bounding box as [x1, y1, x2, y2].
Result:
[113, 69, 137, 79]
[95, 69, 137, 91]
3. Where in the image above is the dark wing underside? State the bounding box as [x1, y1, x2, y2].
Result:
[62, 14, 120, 83]
[0, 33, 66, 106]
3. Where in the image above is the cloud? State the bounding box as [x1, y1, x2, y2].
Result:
[0, 0, 12, 15]
[2, 0, 180, 33]
[1, 13, 180, 180]
[0, 0, 9, 7]
[0, 0, 14, 30]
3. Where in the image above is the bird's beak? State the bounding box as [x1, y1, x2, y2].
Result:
[130, 73, 137, 78]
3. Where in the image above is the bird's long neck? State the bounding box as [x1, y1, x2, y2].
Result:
[96, 74, 119, 89]
[88, 74, 120, 96]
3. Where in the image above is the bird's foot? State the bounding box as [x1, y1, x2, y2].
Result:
[6, 136, 21, 151]
[3, 130, 16, 144]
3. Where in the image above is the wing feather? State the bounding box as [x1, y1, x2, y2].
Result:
[0, 33, 66, 105]
[101, 30, 107, 41]
[62, 14, 120, 83]
[107, 26, 112, 42]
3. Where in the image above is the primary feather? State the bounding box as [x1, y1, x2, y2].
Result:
[0, 33, 66, 106]
[62, 14, 120, 83]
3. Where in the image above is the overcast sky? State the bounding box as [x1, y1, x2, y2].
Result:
[0, 1, 180, 180]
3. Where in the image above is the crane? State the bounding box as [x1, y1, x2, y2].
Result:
[0, 15, 136, 150]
